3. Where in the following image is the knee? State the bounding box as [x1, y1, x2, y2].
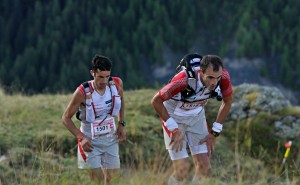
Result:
[195, 161, 211, 177]
[105, 169, 120, 184]
[173, 162, 190, 180]
[105, 173, 112, 184]
[89, 170, 104, 183]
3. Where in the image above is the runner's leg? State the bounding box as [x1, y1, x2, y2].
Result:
[192, 153, 211, 181]
[103, 169, 120, 185]
[88, 168, 104, 183]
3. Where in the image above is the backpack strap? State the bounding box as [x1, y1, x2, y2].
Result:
[180, 67, 196, 99]
[80, 80, 94, 96]
[108, 76, 114, 86]
[82, 81, 90, 94]
[209, 81, 222, 101]
[75, 81, 94, 121]
[108, 76, 122, 116]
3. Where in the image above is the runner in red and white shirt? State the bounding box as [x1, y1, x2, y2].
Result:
[62, 55, 126, 184]
[151, 54, 233, 184]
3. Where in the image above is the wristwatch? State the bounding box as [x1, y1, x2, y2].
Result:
[210, 130, 220, 137]
[118, 121, 126, 127]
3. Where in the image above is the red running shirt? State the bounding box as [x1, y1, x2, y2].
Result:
[159, 69, 233, 101]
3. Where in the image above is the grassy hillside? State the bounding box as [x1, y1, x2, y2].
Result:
[0, 88, 299, 185]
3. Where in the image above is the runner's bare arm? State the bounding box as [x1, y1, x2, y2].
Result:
[151, 93, 170, 121]
[62, 89, 85, 138]
[116, 79, 126, 141]
[151, 72, 187, 121]
[200, 95, 232, 156]
[215, 95, 232, 123]
[216, 69, 233, 124]
[117, 79, 125, 123]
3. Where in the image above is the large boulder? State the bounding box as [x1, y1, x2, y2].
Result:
[229, 83, 291, 119]
[229, 83, 300, 141]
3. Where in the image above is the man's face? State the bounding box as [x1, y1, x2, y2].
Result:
[200, 65, 222, 91]
[90, 70, 111, 90]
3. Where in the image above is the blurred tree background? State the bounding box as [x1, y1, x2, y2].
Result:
[0, 0, 299, 94]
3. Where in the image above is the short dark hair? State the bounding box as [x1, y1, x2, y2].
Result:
[91, 55, 112, 72]
[200, 55, 224, 73]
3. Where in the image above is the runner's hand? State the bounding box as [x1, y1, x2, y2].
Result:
[81, 137, 94, 152]
[169, 129, 185, 152]
[199, 134, 216, 157]
[117, 125, 126, 142]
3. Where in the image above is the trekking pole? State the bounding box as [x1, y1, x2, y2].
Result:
[282, 141, 292, 165]
[283, 141, 292, 183]
[280, 140, 292, 171]
[126, 139, 134, 145]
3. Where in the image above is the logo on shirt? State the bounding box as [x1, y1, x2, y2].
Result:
[105, 99, 112, 104]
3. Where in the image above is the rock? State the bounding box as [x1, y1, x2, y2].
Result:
[0, 155, 7, 163]
[229, 83, 291, 119]
[230, 84, 300, 141]
[274, 116, 300, 140]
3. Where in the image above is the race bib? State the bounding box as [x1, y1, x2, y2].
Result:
[91, 117, 115, 139]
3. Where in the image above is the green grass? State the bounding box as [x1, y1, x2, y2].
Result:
[0, 89, 299, 185]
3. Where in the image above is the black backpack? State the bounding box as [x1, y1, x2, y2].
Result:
[176, 53, 202, 78]
[175, 53, 202, 99]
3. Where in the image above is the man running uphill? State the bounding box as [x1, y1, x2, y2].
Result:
[151, 54, 233, 184]
[62, 55, 126, 185]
